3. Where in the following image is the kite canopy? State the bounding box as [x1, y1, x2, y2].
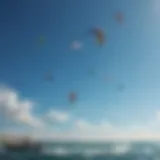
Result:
[45, 73, 53, 82]
[38, 36, 45, 46]
[115, 11, 124, 24]
[116, 83, 125, 92]
[104, 76, 113, 82]
[69, 92, 77, 103]
[89, 69, 96, 76]
[90, 28, 105, 46]
[71, 40, 82, 50]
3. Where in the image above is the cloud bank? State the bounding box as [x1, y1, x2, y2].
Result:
[46, 110, 69, 123]
[0, 84, 160, 141]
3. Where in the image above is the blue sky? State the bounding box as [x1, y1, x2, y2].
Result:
[1, 0, 160, 140]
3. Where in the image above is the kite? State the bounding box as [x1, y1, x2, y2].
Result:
[115, 11, 124, 24]
[71, 40, 82, 50]
[38, 36, 46, 46]
[89, 69, 96, 76]
[90, 28, 105, 46]
[45, 73, 54, 82]
[116, 83, 125, 92]
[69, 92, 77, 104]
[104, 76, 113, 82]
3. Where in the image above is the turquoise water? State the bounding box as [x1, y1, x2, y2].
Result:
[1, 142, 160, 160]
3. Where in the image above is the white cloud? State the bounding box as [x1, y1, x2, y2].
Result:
[0, 85, 44, 128]
[75, 119, 112, 133]
[4, 119, 160, 142]
[30, 114, 160, 142]
[75, 120, 90, 129]
[71, 41, 82, 50]
[46, 110, 69, 123]
[1, 84, 160, 142]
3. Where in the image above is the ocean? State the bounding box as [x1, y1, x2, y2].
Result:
[1, 141, 160, 160]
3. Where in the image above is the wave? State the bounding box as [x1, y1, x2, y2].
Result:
[1, 141, 159, 159]
[42, 143, 133, 157]
[41, 142, 160, 159]
[42, 147, 70, 156]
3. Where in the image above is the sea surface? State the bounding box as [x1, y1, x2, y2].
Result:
[1, 141, 160, 160]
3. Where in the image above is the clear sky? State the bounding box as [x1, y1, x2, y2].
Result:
[1, 0, 160, 141]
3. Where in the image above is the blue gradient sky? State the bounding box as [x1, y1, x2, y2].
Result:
[1, 0, 160, 138]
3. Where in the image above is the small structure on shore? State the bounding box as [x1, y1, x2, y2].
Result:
[2, 136, 42, 153]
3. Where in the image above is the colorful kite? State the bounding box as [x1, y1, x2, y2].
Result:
[89, 69, 96, 76]
[71, 40, 82, 50]
[69, 92, 77, 104]
[116, 83, 125, 92]
[115, 11, 124, 24]
[104, 76, 113, 82]
[90, 28, 105, 46]
[38, 36, 46, 46]
[45, 73, 54, 82]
